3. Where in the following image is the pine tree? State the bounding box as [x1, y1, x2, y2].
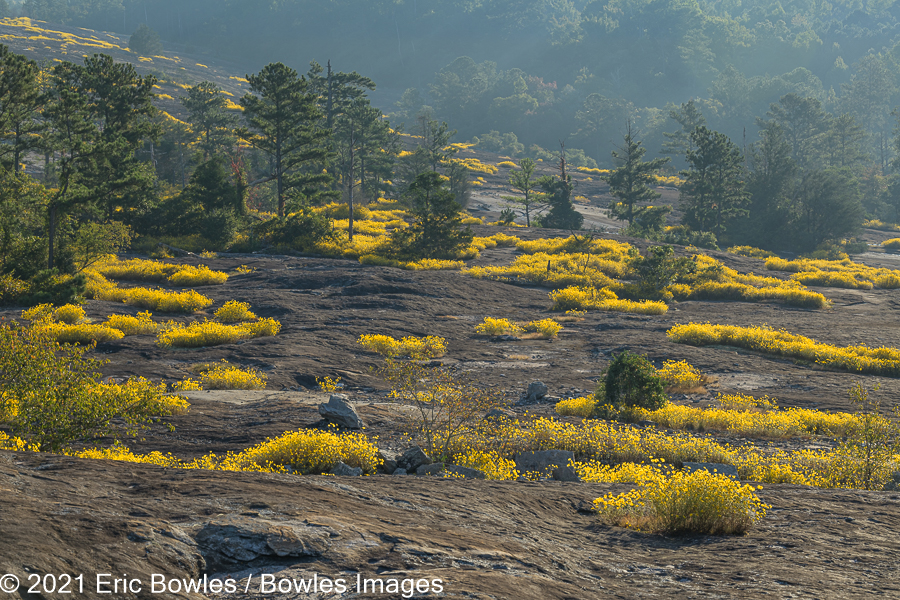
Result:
[502, 157, 545, 227]
[181, 81, 238, 160]
[392, 171, 473, 259]
[0, 46, 42, 174]
[604, 123, 670, 229]
[238, 63, 331, 217]
[679, 126, 748, 238]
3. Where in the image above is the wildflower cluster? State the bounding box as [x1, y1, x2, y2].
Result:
[86, 269, 214, 312]
[213, 300, 257, 323]
[357, 334, 446, 359]
[765, 256, 900, 289]
[157, 317, 281, 348]
[105, 311, 165, 335]
[474, 317, 563, 338]
[592, 468, 769, 535]
[94, 257, 228, 286]
[193, 363, 267, 390]
[549, 286, 668, 314]
[727, 245, 777, 258]
[668, 322, 900, 377]
[68, 428, 381, 475]
[22, 304, 124, 344]
[656, 359, 706, 392]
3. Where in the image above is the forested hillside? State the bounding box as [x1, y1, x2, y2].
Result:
[11, 1, 900, 159]
[3, 1, 900, 306]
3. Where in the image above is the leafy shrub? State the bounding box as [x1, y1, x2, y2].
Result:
[475, 317, 522, 336]
[882, 238, 900, 251]
[0, 323, 187, 452]
[227, 429, 382, 474]
[167, 264, 228, 286]
[54, 304, 87, 324]
[593, 469, 769, 535]
[604, 351, 668, 410]
[214, 300, 257, 323]
[380, 359, 505, 462]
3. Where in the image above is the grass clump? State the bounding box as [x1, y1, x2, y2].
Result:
[555, 396, 597, 418]
[357, 334, 446, 359]
[668, 322, 900, 377]
[214, 300, 257, 323]
[593, 469, 770, 535]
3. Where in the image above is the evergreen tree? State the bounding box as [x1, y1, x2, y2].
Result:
[0, 46, 42, 174]
[128, 24, 162, 56]
[679, 126, 748, 238]
[740, 123, 796, 248]
[792, 169, 863, 251]
[334, 97, 388, 239]
[763, 93, 830, 169]
[824, 113, 869, 169]
[392, 171, 473, 259]
[181, 81, 238, 161]
[661, 99, 706, 160]
[238, 63, 331, 217]
[502, 157, 545, 226]
[604, 123, 670, 229]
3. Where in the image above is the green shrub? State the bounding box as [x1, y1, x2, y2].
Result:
[604, 351, 668, 410]
[0, 322, 186, 451]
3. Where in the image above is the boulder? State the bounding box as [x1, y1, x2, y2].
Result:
[318, 394, 365, 429]
[552, 466, 581, 482]
[444, 465, 487, 479]
[397, 446, 430, 472]
[515, 450, 574, 476]
[195, 515, 333, 571]
[682, 462, 739, 479]
[332, 461, 363, 477]
[484, 408, 516, 420]
[522, 381, 548, 403]
[391, 468, 408, 476]
[416, 463, 445, 477]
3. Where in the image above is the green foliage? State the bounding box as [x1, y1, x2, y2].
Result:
[502, 157, 545, 227]
[0, 322, 181, 452]
[680, 126, 749, 237]
[257, 208, 333, 251]
[831, 384, 900, 491]
[471, 130, 524, 156]
[391, 171, 473, 259]
[538, 173, 583, 230]
[632, 245, 696, 299]
[605, 125, 670, 227]
[238, 62, 331, 216]
[604, 351, 668, 411]
[180, 81, 238, 160]
[128, 24, 162, 56]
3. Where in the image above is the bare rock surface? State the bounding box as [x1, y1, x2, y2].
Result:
[1, 452, 900, 599]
